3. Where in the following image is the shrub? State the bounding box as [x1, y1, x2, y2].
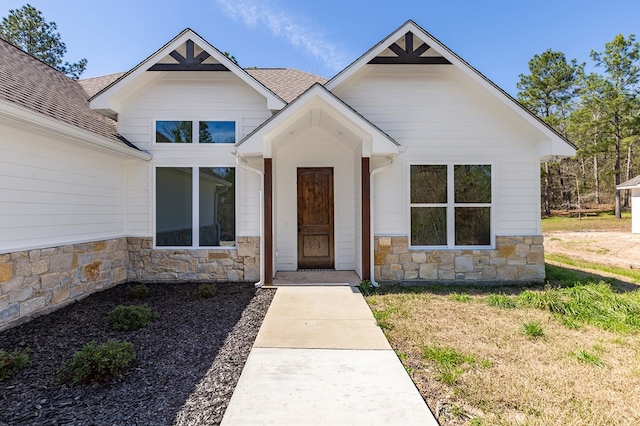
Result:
[357, 280, 375, 296]
[108, 304, 158, 331]
[196, 283, 217, 299]
[57, 340, 135, 384]
[126, 283, 150, 299]
[0, 347, 29, 381]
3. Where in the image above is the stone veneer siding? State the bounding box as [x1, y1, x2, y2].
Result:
[127, 236, 260, 283]
[0, 236, 261, 331]
[374, 235, 545, 282]
[0, 238, 129, 331]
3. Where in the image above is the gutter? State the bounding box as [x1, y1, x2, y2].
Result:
[369, 150, 404, 287]
[0, 98, 152, 161]
[235, 153, 265, 288]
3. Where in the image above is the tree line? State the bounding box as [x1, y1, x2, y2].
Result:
[517, 35, 640, 218]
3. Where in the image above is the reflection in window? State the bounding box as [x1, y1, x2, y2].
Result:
[156, 121, 193, 143]
[156, 167, 193, 246]
[199, 167, 235, 246]
[199, 121, 236, 144]
[410, 164, 491, 247]
[155, 167, 235, 247]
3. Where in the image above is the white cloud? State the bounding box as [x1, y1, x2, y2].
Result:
[214, 0, 348, 72]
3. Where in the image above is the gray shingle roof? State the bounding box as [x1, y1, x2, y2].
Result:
[618, 175, 640, 189]
[80, 68, 327, 104]
[0, 39, 134, 148]
[245, 68, 328, 102]
[78, 72, 125, 98]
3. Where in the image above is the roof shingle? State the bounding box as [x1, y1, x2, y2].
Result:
[0, 39, 133, 148]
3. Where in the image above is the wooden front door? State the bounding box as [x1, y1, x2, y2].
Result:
[297, 167, 334, 269]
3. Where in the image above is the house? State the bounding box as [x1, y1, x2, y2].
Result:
[618, 176, 640, 233]
[0, 20, 575, 329]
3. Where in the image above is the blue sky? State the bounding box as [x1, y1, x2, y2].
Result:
[1, 0, 639, 96]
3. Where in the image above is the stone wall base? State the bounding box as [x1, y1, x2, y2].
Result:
[374, 235, 545, 283]
[0, 238, 129, 331]
[127, 237, 260, 283]
[1, 236, 261, 331]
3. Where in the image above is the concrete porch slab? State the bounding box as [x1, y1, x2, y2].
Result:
[272, 270, 361, 285]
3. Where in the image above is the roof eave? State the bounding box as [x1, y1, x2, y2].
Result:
[326, 20, 576, 155]
[0, 98, 152, 161]
[90, 29, 286, 113]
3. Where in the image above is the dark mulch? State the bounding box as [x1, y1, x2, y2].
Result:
[0, 282, 275, 426]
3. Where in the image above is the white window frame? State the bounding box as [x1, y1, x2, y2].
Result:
[153, 166, 236, 249]
[409, 162, 494, 249]
[153, 119, 239, 145]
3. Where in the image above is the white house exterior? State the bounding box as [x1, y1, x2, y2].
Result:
[0, 21, 575, 329]
[618, 176, 640, 233]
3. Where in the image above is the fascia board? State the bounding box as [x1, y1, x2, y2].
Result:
[90, 29, 285, 112]
[0, 99, 152, 161]
[327, 20, 575, 158]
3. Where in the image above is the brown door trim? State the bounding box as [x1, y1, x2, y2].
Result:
[361, 157, 371, 280]
[264, 158, 273, 284]
[297, 167, 335, 269]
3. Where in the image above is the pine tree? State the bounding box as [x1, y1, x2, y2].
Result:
[0, 4, 87, 79]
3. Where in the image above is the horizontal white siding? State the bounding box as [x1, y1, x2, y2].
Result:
[335, 66, 543, 237]
[125, 160, 150, 236]
[0, 124, 131, 253]
[117, 72, 272, 152]
[115, 71, 267, 239]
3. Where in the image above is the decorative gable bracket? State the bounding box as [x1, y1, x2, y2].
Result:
[368, 32, 451, 65]
[148, 40, 229, 71]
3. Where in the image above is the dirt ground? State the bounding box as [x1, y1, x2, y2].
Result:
[544, 231, 640, 270]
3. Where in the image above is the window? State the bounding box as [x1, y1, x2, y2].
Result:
[155, 121, 236, 144]
[410, 164, 491, 247]
[156, 167, 235, 247]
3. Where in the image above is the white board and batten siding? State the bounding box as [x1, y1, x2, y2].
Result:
[0, 124, 129, 253]
[116, 71, 272, 239]
[334, 65, 544, 240]
[273, 128, 357, 271]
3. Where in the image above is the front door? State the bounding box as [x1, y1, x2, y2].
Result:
[297, 167, 334, 269]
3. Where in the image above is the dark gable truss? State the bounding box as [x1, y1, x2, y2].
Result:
[148, 40, 230, 71]
[368, 32, 451, 65]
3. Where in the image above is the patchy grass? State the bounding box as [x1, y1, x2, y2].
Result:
[364, 275, 640, 425]
[542, 210, 631, 232]
[546, 253, 640, 283]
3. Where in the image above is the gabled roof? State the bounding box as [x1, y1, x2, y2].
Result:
[80, 69, 325, 104]
[90, 29, 287, 115]
[618, 175, 640, 190]
[0, 39, 143, 156]
[237, 83, 399, 156]
[326, 20, 576, 160]
[245, 68, 327, 102]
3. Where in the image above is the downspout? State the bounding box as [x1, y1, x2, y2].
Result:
[235, 154, 265, 288]
[369, 150, 404, 287]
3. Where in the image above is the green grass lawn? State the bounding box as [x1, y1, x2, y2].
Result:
[542, 210, 631, 233]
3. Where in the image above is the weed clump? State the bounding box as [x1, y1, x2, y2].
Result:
[126, 283, 150, 299]
[486, 293, 517, 309]
[108, 305, 158, 331]
[57, 340, 135, 384]
[523, 321, 545, 339]
[0, 347, 29, 381]
[196, 283, 217, 299]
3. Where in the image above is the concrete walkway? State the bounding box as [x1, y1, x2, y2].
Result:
[221, 286, 438, 425]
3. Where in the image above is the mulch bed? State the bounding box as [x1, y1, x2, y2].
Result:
[0, 282, 275, 425]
